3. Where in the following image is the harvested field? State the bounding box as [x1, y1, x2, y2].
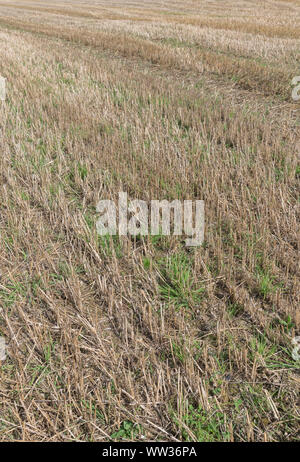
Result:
[0, 0, 299, 442]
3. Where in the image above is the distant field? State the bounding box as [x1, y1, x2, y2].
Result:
[0, 0, 299, 442]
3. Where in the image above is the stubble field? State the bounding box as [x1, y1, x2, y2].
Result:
[0, 0, 299, 442]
